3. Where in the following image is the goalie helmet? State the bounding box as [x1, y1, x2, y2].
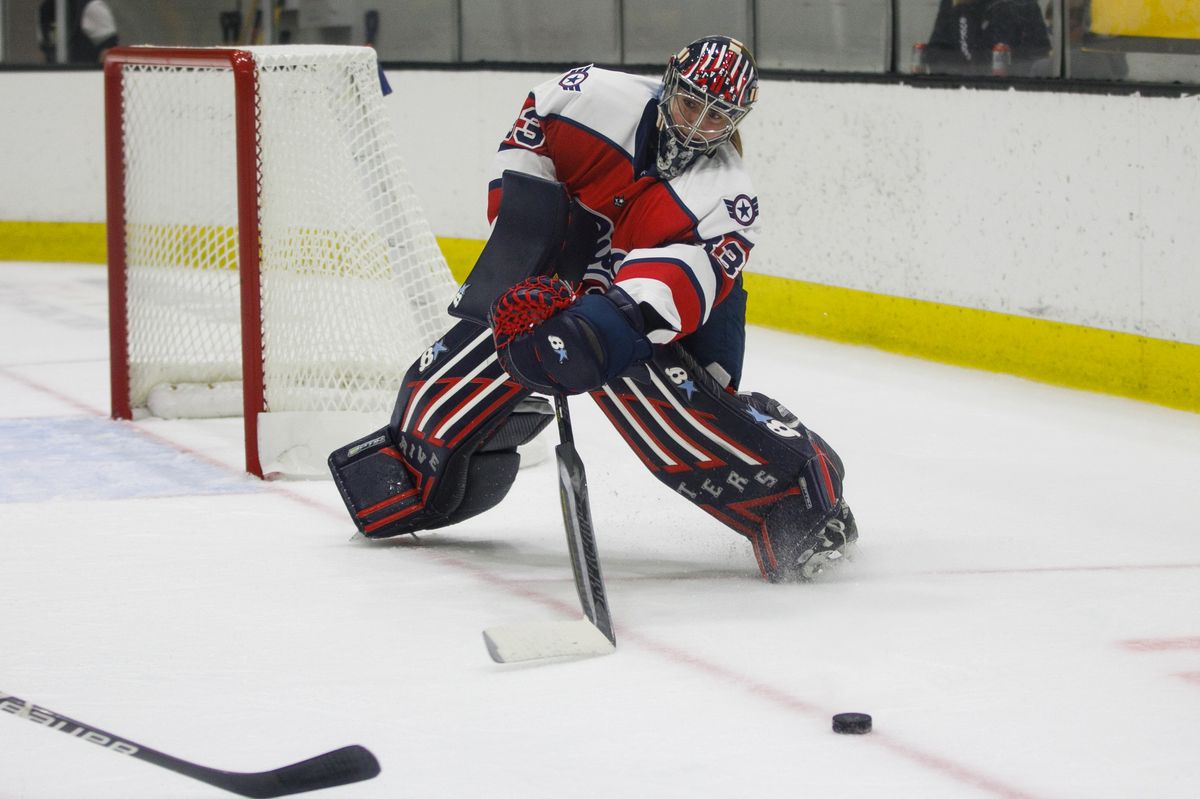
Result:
[658, 35, 759, 156]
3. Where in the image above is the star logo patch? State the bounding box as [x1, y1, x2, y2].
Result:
[558, 65, 591, 92]
[723, 194, 759, 226]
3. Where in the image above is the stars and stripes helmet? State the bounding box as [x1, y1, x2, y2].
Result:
[658, 35, 759, 154]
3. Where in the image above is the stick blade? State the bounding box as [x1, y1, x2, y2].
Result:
[226, 745, 381, 798]
[483, 618, 617, 663]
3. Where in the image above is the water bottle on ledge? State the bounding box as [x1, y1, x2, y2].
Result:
[991, 43, 1012, 76]
[911, 42, 929, 75]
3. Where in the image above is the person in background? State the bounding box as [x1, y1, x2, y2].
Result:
[924, 0, 1052, 76]
[38, 0, 119, 64]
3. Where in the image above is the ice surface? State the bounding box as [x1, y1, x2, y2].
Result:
[2, 262, 1199, 798]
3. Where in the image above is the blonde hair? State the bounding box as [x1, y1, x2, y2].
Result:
[732, 129, 743, 156]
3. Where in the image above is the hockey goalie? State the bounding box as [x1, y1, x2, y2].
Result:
[329, 35, 857, 582]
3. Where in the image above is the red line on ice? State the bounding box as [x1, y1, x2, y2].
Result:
[0, 365, 104, 416]
[1121, 637, 1200, 652]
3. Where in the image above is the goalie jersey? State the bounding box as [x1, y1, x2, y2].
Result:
[489, 65, 760, 346]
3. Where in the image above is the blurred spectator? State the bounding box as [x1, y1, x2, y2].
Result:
[1052, 0, 1129, 80]
[923, 0, 1052, 76]
[37, 0, 119, 64]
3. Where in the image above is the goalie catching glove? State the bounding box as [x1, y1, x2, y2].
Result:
[490, 276, 653, 395]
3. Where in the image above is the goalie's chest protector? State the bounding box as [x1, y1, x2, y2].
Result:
[494, 67, 735, 258]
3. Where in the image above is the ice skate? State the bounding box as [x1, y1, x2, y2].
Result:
[761, 497, 858, 583]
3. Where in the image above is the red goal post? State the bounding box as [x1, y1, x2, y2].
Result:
[104, 46, 456, 477]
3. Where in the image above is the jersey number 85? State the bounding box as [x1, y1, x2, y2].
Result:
[505, 107, 545, 149]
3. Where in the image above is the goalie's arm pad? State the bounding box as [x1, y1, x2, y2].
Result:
[613, 233, 753, 345]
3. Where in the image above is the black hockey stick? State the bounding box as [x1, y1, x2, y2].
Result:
[552, 394, 615, 644]
[0, 691, 380, 797]
[482, 394, 617, 662]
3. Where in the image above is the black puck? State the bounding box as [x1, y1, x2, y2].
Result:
[832, 712, 872, 734]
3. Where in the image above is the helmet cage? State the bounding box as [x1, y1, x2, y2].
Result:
[659, 72, 750, 153]
[658, 37, 758, 154]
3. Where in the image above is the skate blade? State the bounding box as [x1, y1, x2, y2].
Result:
[800, 548, 849, 581]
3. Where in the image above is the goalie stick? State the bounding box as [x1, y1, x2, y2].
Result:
[446, 172, 618, 663]
[0, 691, 380, 797]
[482, 394, 617, 663]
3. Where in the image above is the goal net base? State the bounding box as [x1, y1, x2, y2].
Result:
[143, 381, 380, 477]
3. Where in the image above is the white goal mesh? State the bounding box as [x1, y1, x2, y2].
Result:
[109, 46, 458, 476]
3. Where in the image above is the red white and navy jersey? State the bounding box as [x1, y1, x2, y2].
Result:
[489, 65, 760, 345]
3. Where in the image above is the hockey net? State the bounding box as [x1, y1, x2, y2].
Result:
[105, 45, 456, 477]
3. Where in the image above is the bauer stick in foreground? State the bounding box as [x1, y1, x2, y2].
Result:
[0, 691, 380, 797]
